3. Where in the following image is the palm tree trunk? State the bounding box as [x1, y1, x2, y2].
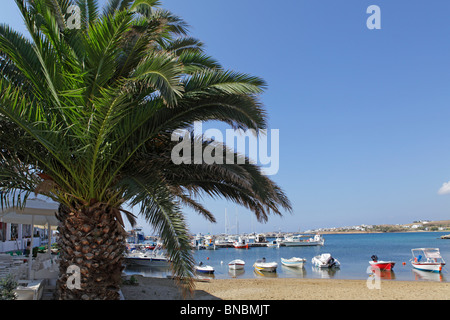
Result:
[55, 203, 127, 300]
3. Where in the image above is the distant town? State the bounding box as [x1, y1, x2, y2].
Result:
[184, 219, 450, 239]
[303, 219, 450, 235]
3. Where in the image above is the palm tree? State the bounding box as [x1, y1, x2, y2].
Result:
[0, 0, 291, 300]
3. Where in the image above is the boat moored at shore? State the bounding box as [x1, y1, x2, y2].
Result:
[125, 247, 170, 267]
[369, 255, 395, 271]
[281, 257, 306, 268]
[411, 248, 445, 273]
[228, 259, 245, 270]
[194, 262, 215, 274]
[312, 253, 340, 268]
[253, 258, 278, 272]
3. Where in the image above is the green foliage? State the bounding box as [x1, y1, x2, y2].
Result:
[0, 0, 291, 293]
[0, 275, 18, 300]
[122, 275, 139, 286]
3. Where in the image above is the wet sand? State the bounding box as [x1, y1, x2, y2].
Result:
[120, 276, 450, 300]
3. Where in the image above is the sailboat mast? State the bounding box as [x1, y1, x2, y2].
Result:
[225, 208, 228, 235]
[235, 208, 239, 235]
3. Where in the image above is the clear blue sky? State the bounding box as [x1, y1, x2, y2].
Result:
[3, 0, 450, 234]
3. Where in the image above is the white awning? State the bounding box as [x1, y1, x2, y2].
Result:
[424, 250, 442, 259]
[0, 194, 59, 229]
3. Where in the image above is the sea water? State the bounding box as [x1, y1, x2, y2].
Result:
[125, 231, 450, 282]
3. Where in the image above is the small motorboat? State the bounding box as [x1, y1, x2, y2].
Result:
[125, 248, 170, 267]
[369, 255, 395, 271]
[411, 248, 446, 273]
[233, 237, 249, 249]
[228, 259, 245, 270]
[194, 262, 215, 274]
[266, 239, 280, 248]
[279, 234, 325, 247]
[311, 253, 340, 268]
[281, 257, 306, 268]
[253, 258, 278, 272]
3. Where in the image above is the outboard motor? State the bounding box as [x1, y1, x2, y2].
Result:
[371, 255, 378, 262]
[328, 257, 335, 267]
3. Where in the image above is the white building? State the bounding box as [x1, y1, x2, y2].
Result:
[0, 222, 55, 253]
[0, 193, 58, 253]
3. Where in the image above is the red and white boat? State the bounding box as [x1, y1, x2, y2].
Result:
[411, 248, 446, 273]
[369, 255, 395, 271]
[233, 237, 249, 249]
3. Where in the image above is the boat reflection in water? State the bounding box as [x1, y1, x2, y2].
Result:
[368, 267, 396, 280]
[194, 271, 215, 281]
[311, 266, 340, 279]
[253, 269, 278, 278]
[412, 269, 446, 282]
[228, 268, 245, 278]
[281, 265, 307, 278]
[124, 265, 172, 279]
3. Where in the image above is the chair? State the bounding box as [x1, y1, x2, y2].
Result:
[14, 280, 44, 300]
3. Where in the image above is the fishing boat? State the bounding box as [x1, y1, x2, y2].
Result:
[279, 234, 324, 246]
[194, 262, 215, 274]
[214, 236, 234, 247]
[311, 253, 340, 268]
[203, 235, 216, 250]
[410, 248, 446, 273]
[228, 259, 245, 270]
[233, 237, 249, 249]
[266, 239, 280, 248]
[281, 257, 306, 268]
[369, 255, 395, 271]
[253, 258, 278, 272]
[191, 233, 205, 250]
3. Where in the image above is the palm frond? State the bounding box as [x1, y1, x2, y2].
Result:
[120, 175, 195, 293]
[76, 0, 100, 29]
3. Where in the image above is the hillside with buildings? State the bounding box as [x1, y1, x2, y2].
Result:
[304, 219, 450, 234]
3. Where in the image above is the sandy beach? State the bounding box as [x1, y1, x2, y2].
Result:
[120, 276, 450, 300]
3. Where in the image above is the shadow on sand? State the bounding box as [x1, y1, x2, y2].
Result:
[120, 275, 221, 300]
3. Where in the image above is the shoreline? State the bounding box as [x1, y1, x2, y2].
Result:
[306, 230, 449, 235]
[120, 276, 450, 300]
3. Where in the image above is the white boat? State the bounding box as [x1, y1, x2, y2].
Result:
[228, 259, 245, 270]
[411, 248, 446, 273]
[311, 253, 340, 268]
[266, 239, 280, 248]
[253, 258, 278, 272]
[281, 257, 306, 268]
[214, 236, 234, 247]
[194, 263, 215, 274]
[280, 234, 324, 246]
[125, 249, 170, 267]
